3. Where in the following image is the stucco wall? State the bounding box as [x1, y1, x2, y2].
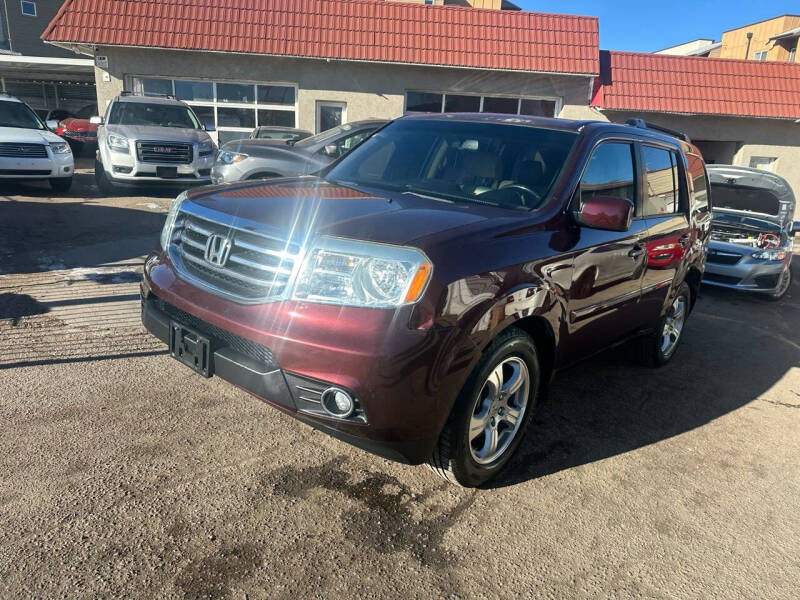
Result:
[92, 46, 594, 132]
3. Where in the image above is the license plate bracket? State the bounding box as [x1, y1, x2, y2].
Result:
[157, 166, 178, 178]
[169, 321, 211, 377]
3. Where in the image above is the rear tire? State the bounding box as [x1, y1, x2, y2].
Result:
[49, 177, 72, 193]
[639, 282, 691, 367]
[428, 327, 540, 487]
[94, 160, 116, 194]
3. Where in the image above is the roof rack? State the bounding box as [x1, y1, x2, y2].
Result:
[625, 118, 691, 143]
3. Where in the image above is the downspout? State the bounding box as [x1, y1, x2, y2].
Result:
[1, 0, 12, 53]
[745, 32, 753, 59]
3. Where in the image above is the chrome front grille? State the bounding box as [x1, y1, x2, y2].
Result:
[171, 209, 301, 302]
[137, 141, 192, 164]
[0, 143, 48, 158]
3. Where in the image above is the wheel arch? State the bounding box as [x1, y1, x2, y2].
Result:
[685, 266, 702, 309]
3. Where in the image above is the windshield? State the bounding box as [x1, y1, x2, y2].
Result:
[108, 102, 200, 129]
[710, 183, 780, 216]
[295, 123, 354, 147]
[0, 100, 45, 130]
[325, 119, 577, 210]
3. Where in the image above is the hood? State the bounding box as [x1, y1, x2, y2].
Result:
[61, 118, 97, 132]
[105, 124, 211, 144]
[184, 177, 504, 247]
[222, 138, 312, 159]
[0, 126, 65, 145]
[707, 164, 795, 227]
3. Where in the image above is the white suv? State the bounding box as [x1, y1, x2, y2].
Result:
[0, 94, 74, 192]
[93, 93, 217, 193]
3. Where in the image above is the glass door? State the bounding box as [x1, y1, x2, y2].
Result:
[316, 101, 346, 134]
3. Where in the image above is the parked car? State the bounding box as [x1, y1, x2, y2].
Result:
[249, 126, 312, 143]
[211, 119, 387, 184]
[93, 93, 217, 193]
[0, 93, 74, 192]
[55, 103, 99, 151]
[704, 165, 798, 300]
[141, 114, 710, 487]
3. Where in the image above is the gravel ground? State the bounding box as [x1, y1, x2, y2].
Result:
[1, 170, 799, 599]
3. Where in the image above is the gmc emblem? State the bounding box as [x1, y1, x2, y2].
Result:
[153, 146, 174, 153]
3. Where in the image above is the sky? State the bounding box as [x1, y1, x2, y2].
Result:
[516, 1, 800, 53]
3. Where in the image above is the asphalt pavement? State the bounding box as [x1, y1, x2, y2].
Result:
[1, 168, 798, 599]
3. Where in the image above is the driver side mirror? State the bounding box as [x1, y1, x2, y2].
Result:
[323, 144, 339, 158]
[89, 116, 104, 125]
[573, 195, 634, 232]
[203, 123, 216, 132]
[791, 221, 800, 236]
[45, 119, 60, 131]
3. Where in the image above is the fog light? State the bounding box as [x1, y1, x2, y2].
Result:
[320, 387, 355, 418]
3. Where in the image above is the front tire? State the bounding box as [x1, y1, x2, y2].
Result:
[49, 177, 72, 193]
[94, 160, 116, 194]
[765, 266, 791, 301]
[428, 327, 540, 487]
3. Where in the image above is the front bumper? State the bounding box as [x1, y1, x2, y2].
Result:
[102, 145, 216, 185]
[210, 162, 247, 184]
[703, 242, 791, 293]
[140, 252, 459, 464]
[0, 152, 73, 179]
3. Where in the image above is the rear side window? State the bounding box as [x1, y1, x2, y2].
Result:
[580, 142, 636, 206]
[686, 153, 710, 216]
[642, 145, 680, 216]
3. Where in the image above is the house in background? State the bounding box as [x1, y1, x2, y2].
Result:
[720, 14, 800, 61]
[655, 39, 722, 57]
[0, 0, 94, 116]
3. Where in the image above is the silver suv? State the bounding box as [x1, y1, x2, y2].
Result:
[93, 93, 217, 193]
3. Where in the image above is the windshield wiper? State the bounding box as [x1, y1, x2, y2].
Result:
[402, 190, 454, 204]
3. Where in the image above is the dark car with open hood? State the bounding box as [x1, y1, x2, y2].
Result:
[141, 113, 711, 486]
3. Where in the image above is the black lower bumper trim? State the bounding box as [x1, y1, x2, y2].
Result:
[140, 290, 436, 464]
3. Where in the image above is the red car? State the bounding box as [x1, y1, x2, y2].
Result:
[141, 114, 710, 486]
[56, 103, 98, 149]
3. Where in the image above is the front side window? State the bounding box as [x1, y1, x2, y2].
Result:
[319, 129, 375, 159]
[326, 119, 577, 211]
[0, 100, 44, 130]
[580, 142, 636, 207]
[642, 145, 680, 216]
[108, 102, 200, 129]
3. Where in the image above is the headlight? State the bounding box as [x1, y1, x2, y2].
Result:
[49, 142, 71, 154]
[160, 191, 186, 250]
[108, 134, 129, 153]
[198, 140, 215, 155]
[292, 237, 432, 308]
[217, 150, 247, 165]
[751, 249, 787, 261]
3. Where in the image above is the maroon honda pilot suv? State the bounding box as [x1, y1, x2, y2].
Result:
[141, 114, 710, 486]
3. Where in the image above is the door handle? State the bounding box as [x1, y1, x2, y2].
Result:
[628, 245, 645, 258]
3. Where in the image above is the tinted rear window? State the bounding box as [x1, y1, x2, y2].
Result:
[710, 184, 780, 216]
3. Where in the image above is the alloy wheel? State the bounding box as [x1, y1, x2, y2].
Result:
[660, 294, 687, 358]
[468, 356, 530, 465]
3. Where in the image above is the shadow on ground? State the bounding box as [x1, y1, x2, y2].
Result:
[493, 261, 800, 488]
[0, 199, 166, 275]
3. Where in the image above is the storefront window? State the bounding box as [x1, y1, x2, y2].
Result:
[132, 77, 297, 144]
[405, 91, 559, 117]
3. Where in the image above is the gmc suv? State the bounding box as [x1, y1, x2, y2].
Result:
[141, 114, 710, 487]
[93, 93, 217, 193]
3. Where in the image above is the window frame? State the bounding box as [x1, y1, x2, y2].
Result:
[129, 76, 298, 144]
[574, 138, 639, 218]
[20, 0, 36, 17]
[403, 90, 562, 117]
[753, 50, 768, 61]
[639, 142, 684, 218]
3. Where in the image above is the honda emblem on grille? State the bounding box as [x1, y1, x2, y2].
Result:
[204, 234, 232, 267]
